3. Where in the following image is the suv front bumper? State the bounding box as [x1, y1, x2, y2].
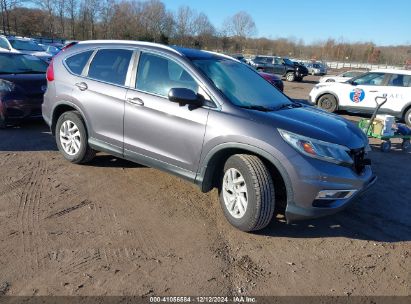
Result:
[275, 147, 377, 223]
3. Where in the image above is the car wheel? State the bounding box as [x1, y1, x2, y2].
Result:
[55, 111, 96, 164]
[317, 94, 338, 113]
[219, 154, 275, 232]
[405, 108, 411, 127]
[326, 79, 335, 82]
[380, 140, 391, 152]
[286, 72, 295, 82]
[402, 140, 411, 152]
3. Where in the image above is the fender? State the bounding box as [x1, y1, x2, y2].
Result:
[315, 91, 340, 106]
[50, 100, 90, 135]
[195, 142, 294, 204]
[400, 101, 411, 117]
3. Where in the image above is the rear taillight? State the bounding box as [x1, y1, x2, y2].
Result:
[46, 59, 54, 82]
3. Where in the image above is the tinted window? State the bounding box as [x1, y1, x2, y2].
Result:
[88, 49, 132, 85]
[65, 50, 93, 75]
[0, 37, 9, 50]
[136, 52, 198, 97]
[388, 74, 411, 87]
[353, 73, 385, 86]
[0, 53, 48, 74]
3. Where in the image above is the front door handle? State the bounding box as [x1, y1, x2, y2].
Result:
[126, 97, 144, 106]
[369, 90, 379, 93]
[75, 82, 88, 91]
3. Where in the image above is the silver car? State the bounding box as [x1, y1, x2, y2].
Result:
[42, 41, 376, 232]
[306, 62, 327, 75]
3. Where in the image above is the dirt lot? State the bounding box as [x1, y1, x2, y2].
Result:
[0, 75, 409, 297]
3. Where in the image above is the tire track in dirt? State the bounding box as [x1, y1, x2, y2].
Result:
[16, 159, 50, 274]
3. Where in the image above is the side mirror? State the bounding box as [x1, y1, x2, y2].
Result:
[168, 88, 203, 107]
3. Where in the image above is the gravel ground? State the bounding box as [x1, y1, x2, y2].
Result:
[0, 75, 409, 297]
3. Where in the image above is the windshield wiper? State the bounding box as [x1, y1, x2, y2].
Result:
[237, 105, 275, 112]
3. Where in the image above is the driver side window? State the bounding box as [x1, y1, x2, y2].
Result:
[353, 73, 385, 86]
[136, 52, 199, 97]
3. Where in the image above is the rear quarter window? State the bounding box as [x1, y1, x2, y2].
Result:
[87, 49, 133, 85]
[65, 50, 94, 75]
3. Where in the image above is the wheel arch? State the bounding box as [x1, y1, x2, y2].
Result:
[51, 102, 89, 136]
[401, 102, 411, 121]
[315, 91, 340, 107]
[196, 143, 293, 210]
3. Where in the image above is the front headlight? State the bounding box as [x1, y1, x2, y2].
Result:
[279, 129, 353, 165]
[0, 79, 15, 92]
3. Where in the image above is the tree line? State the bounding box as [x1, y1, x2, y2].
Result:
[1, 0, 410, 65]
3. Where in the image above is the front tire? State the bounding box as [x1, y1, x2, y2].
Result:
[317, 94, 338, 113]
[219, 154, 275, 232]
[286, 72, 295, 82]
[55, 111, 96, 164]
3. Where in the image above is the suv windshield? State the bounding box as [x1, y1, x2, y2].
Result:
[0, 53, 48, 74]
[10, 40, 44, 51]
[192, 58, 291, 110]
[283, 58, 294, 66]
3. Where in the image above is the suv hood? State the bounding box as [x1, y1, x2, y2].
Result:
[261, 105, 367, 149]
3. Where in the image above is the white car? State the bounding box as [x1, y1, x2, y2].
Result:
[319, 70, 366, 83]
[0, 36, 52, 62]
[309, 69, 411, 126]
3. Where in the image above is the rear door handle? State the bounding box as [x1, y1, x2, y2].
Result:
[75, 82, 88, 91]
[126, 97, 144, 106]
[369, 90, 378, 93]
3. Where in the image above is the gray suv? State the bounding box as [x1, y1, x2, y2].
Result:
[42, 41, 376, 232]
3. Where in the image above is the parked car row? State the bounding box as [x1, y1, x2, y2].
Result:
[0, 35, 69, 63]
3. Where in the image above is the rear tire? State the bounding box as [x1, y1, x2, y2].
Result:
[286, 72, 295, 82]
[55, 111, 96, 164]
[219, 154, 275, 232]
[317, 94, 338, 113]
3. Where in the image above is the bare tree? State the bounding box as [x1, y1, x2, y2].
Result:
[54, 0, 65, 37]
[174, 5, 197, 46]
[223, 11, 256, 39]
[65, 0, 77, 39]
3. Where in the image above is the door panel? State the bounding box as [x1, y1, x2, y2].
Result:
[123, 51, 209, 176]
[71, 48, 133, 150]
[73, 79, 126, 149]
[124, 90, 209, 175]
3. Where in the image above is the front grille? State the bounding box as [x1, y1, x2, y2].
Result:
[350, 148, 370, 174]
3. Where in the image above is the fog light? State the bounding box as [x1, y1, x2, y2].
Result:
[316, 190, 356, 200]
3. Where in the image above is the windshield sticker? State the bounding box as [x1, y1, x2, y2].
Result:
[350, 88, 365, 103]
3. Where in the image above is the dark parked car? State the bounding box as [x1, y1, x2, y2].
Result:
[0, 52, 48, 128]
[259, 71, 284, 91]
[249, 55, 308, 81]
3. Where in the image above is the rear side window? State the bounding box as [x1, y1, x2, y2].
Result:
[387, 74, 411, 87]
[65, 50, 93, 75]
[88, 49, 132, 85]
